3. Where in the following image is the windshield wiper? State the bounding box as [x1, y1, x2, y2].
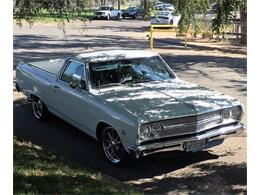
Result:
[132, 79, 152, 83]
[121, 79, 133, 84]
[121, 79, 152, 84]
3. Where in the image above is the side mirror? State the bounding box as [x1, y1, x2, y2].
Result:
[69, 81, 78, 89]
[80, 80, 87, 90]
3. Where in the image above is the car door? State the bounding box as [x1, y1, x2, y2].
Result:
[110, 7, 116, 17]
[51, 59, 94, 135]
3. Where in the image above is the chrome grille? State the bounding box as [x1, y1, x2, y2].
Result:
[158, 110, 223, 137]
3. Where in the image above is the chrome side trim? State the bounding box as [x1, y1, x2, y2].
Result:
[130, 123, 245, 157]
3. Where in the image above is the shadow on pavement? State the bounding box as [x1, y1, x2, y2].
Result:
[154, 38, 247, 55]
[13, 34, 149, 69]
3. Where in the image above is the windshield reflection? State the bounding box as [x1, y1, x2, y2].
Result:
[89, 56, 175, 88]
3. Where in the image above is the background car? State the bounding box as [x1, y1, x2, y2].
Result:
[150, 11, 181, 25]
[156, 3, 174, 11]
[122, 7, 144, 19]
[95, 6, 122, 20]
[164, 3, 174, 11]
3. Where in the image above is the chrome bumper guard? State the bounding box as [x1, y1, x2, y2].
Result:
[129, 123, 246, 158]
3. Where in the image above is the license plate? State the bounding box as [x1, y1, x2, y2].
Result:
[184, 140, 206, 152]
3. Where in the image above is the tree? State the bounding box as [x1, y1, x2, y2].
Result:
[13, 0, 85, 26]
[118, 0, 121, 10]
[212, 0, 247, 44]
[175, 0, 210, 48]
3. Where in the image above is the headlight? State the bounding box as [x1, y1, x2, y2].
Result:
[231, 106, 242, 120]
[221, 109, 230, 121]
[139, 123, 163, 141]
[151, 123, 164, 136]
[139, 125, 151, 140]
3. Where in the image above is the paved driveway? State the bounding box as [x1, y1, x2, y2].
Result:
[14, 19, 247, 194]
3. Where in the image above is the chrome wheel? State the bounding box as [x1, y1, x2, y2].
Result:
[32, 98, 44, 119]
[102, 127, 125, 164]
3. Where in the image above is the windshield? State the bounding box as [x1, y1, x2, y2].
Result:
[157, 12, 170, 16]
[89, 56, 175, 88]
[100, 7, 110, 10]
[127, 7, 137, 11]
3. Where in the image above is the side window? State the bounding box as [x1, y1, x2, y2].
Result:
[61, 61, 87, 90]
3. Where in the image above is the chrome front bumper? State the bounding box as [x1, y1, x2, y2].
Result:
[129, 123, 246, 158]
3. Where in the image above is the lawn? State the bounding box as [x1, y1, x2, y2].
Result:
[14, 9, 96, 24]
[14, 137, 142, 194]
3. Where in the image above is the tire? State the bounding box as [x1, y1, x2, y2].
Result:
[117, 14, 120, 20]
[133, 14, 137, 19]
[101, 126, 127, 165]
[31, 96, 48, 120]
[170, 20, 173, 25]
[122, 15, 125, 19]
[107, 14, 110, 20]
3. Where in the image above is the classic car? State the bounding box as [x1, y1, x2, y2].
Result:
[122, 7, 144, 19]
[15, 50, 245, 165]
[150, 11, 181, 25]
[95, 6, 122, 20]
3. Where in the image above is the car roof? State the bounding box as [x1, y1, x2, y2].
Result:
[77, 50, 159, 63]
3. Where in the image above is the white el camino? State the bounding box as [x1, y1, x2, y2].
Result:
[15, 50, 245, 165]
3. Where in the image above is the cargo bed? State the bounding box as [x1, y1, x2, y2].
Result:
[27, 59, 65, 75]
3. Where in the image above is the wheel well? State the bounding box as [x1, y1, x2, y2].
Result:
[29, 94, 38, 101]
[29, 94, 47, 110]
[96, 122, 110, 142]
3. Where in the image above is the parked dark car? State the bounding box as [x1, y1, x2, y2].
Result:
[122, 7, 144, 19]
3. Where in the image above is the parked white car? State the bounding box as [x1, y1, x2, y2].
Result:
[156, 3, 174, 11]
[15, 50, 245, 165]
[95, 6, 122, 20]
[151, 11, 181, 25]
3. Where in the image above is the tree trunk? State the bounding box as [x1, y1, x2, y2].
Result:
[118, 0, 120, 10]
[240, 8, 247, 45]
[144, 0, 148, 11]
[13, 0, 16, 9]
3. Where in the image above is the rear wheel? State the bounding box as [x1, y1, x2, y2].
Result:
[31, 97, 48, 120]
[101, 126, 126, 165]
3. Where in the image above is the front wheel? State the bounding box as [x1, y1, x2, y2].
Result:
[101, 126, 126, 165]
[31, 97, 48, 120]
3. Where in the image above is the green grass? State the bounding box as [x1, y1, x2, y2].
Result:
[14, 9, 96, 24]
[14, 137, 142, 194]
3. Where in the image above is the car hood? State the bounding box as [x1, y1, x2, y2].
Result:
[95, 79, 240, 123]
[95, 10, 109, 13]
